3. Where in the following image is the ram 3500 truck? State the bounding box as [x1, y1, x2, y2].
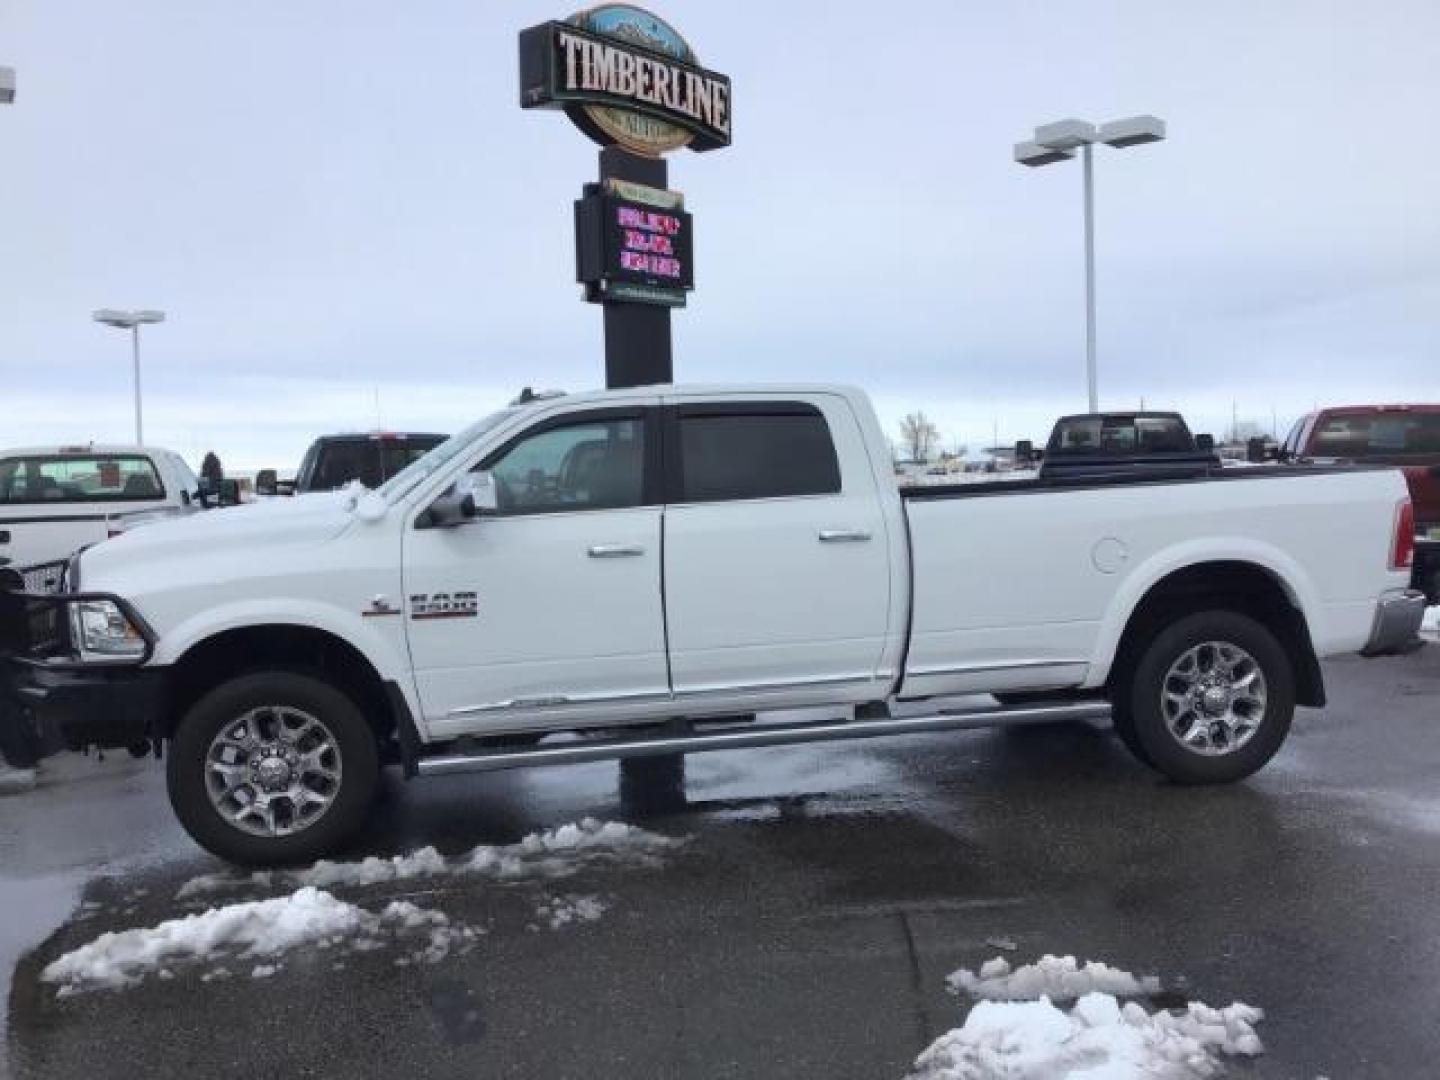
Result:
[1, 385, 1426, 865]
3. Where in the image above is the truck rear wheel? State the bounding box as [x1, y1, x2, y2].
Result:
[167, 671, 379, 866]
[1124, 610, 1294, 784]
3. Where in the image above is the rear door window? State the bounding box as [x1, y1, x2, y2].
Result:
[673, 406, 841, 503]
[0, 455, 165, 504]
[1310, 414, 1440, 457]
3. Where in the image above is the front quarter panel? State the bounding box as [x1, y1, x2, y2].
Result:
[117, 517, 419, 724]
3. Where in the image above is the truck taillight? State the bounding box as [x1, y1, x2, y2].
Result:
[1391, 499, 1415, 570]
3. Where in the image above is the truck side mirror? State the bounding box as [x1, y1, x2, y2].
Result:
[421, 478, 480, 529]
[1195, 434, 1215, 453]
[196, 476, 217, 510]
[255, 469, 278, 497]
[470, 471, 499, 514]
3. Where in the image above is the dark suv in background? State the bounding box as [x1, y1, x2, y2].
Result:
[1282, 404, 1440, 601]
[257, 431, 447, 496]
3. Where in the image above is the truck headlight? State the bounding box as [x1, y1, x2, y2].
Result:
[67, 599, 147, 660]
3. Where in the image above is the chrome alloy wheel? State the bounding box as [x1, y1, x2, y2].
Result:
[1160, 641, 1268, 756]
[204, 706, 343, 837]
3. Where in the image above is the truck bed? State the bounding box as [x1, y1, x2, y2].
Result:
[901, 463, 1367, 501]
[896, 463, 1403, 702]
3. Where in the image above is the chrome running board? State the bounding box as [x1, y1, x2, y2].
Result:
[415, 700, 1111, 777]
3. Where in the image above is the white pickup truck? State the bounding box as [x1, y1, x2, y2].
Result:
[0, 445, 202, 577]
[1, 385, 1425, 865]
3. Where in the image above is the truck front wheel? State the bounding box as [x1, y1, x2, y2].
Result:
[167, 671, 379, 866]
[1124, 610, 1295, 784]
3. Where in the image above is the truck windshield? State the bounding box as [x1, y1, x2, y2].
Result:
[1311, 412, 1440, 457]
[0, 454, 165, 504]
[375, 410, 518, 504]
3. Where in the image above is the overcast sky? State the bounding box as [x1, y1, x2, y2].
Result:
[3, 0, 1439, 469]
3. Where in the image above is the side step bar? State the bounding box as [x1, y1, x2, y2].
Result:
[415, 700, 1112, 778]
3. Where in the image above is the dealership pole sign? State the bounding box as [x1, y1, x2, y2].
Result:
[519, 5, 731, 385]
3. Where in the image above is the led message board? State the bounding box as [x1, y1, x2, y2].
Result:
[576, 178, 693, 307]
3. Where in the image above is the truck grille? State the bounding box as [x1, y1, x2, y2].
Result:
[0, 560, 71, 659]
[21, 560, 69, 595]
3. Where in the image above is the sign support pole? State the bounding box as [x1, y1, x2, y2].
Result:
[598, 147, 673, 390]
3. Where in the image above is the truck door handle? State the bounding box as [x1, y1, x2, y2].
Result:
[818, 529, 872, 543]
[587, 544, 646, 558]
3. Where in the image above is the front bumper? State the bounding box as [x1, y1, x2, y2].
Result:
[1360, 588, 1428, 657]
[3, 657, 165, 752]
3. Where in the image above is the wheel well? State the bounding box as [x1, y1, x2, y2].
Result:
[163, 625, 398, 749]
[1109, 561, 1325, 707]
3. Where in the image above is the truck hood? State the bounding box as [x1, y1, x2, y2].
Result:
[79, 492, 358, 587]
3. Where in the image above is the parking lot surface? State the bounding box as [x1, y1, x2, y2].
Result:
[3, 646, 1438, 1079]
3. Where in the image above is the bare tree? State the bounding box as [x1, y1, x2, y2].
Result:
[898, 412, 940, 462]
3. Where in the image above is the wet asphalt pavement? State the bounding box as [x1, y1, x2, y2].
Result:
[3, 646, 1439, 1080]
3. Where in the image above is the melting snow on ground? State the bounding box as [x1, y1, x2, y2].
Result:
[532, 894, 607, 931]
[177, 818, 682, 899]
[948, 955, 1162, 1001]
[908, 955, 1264, 1080]
[42, 886, 477, 995]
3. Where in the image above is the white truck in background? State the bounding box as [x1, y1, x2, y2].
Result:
[0, 445, 203, 581]
[1, 385, 1425, 865]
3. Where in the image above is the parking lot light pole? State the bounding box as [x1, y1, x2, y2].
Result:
[1014, 115, 1166, 413]
[93, 309, 166, 445]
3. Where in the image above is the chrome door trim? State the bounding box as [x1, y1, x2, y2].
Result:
[448, 689, 672, 719]
[905, 658, 1087, 678]
[446, 674, 880, 720]
[672, 673, 877, 698]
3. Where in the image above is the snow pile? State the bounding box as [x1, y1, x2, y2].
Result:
[534, 894, 607, 931]
[1423, 605, 1438, 639]
[909, 956, 1263, 1080]
[177, 818, 682, 898]
[43, 887, 476, 994]
[947, 955, 1161, 1001]
[462, 818, 678, 879]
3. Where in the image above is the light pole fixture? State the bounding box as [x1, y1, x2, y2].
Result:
[0, 66, 14, 105]
[1014, 114, 1166, 412]
[93, 309, 166, 445]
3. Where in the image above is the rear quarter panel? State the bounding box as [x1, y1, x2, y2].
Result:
[900, 468, 1410, 697]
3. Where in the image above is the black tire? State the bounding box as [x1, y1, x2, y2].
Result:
[1108, 695, 1156, 769]
[167, 671, 379, 867]
[1125, 610, 1294, 784]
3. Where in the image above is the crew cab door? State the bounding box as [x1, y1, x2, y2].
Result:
[403, 405, 668, 734]
[661, 395, 895, 703]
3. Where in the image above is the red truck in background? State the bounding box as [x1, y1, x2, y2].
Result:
[1281, 404, 1440, 602]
